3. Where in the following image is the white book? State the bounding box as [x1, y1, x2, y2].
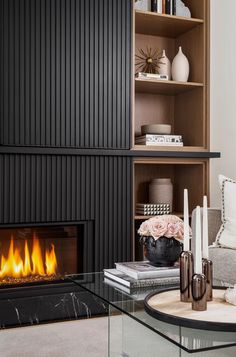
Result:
[136, 210, 170, 216]
[115, 261, 179, 280]
[136, 142, 184, 147]
[136, 203, 170, 208]
[157, 0, 162, 14]
[136, 72, 168, 80]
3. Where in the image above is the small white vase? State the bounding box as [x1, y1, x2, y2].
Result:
[171, 46, 190, 82]
[158, 50, 171, 80]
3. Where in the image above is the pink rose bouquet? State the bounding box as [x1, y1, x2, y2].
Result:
[138, 215, 191, 241]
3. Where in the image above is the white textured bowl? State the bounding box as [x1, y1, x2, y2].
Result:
[141, 124, 171, 135]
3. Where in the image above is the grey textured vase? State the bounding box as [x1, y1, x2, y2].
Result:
[149, 178, 173, 212]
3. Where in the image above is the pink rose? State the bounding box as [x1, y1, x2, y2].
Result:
[137, 221, 150, 236]
[165, 223, 179, 238]
[138, 214, 190, 241]
[149, 221, 167, 239]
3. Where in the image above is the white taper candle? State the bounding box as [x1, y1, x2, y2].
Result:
[183, 189, 190, 251]
[202, 196, 209, 259]
[195, 206, 202, 274]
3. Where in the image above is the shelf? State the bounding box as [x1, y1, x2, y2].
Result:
[135, 10, 204, 38]
[135, 212, 186, 220]
[133, 146, 206, 152]
[135, 78, 203, 95]
[0, 146, 221, 158]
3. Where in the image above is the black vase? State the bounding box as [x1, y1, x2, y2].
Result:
[140, 236, 183, 267]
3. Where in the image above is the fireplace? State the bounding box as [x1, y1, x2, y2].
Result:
[0, 222, 106, 329]
[0, 222, 94, 287]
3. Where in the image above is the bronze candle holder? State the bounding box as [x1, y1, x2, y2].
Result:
[192, 273, 207, 311]
[180, 251, 194, 302]
[202, 258, 213, 301]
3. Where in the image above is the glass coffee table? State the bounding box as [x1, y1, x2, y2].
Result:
[69, 273, 236, 357]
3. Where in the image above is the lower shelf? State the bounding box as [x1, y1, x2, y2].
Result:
[134, 212, 185, 220]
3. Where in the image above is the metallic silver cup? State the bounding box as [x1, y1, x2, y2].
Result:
[192, 273, 207, 311]
[202, 258, 213, 301]
[180, 251, 194, 302]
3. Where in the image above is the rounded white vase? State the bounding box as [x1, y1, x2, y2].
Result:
[149, 178, 173, 212]
[172, 46, 189, 82]
[158, 50, 171, 80]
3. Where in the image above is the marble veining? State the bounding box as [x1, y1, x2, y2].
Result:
[0, 285, 107, 329]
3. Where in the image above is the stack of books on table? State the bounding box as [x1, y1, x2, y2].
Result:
[104, 261, 179, 299]
[136, 203, 170, 216]
[135, 134, 183, 147]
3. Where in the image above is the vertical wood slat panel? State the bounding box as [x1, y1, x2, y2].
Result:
[0, 154, 132, 270]
[0, 0, 131, 149]
[0, 1, 4, 143]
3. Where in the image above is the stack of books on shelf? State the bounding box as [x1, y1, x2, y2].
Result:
[151, 0, 177, 15]
[136, 72, 169, 81]
[135, 134, 183, 147]
[104, 261, 179, 300]
[136, 203, 170, 216]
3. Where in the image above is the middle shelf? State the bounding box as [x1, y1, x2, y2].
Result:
[135, 78, 204, 95]
[133, 157, 208, 218]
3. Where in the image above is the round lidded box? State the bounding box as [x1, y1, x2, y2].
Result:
[141, 124, 171, 135]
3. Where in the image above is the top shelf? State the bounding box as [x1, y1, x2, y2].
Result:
[135, 10, 204, 38]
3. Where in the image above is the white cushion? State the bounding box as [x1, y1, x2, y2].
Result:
[216, 175, 236, 249]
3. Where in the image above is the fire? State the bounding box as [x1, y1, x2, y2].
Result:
[0, 235, 57, 279]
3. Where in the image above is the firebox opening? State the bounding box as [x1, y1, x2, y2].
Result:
[0, 224, 86, 286]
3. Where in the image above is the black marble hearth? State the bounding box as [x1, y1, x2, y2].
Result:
[0, 279, 107, 329]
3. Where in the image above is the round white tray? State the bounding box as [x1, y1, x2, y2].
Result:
[145, 288, 236, 331]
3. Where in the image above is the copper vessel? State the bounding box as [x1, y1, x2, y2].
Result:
[202, 258, 213, 301]
[192, 273, 207, 311]
[180, 251, 194, 302]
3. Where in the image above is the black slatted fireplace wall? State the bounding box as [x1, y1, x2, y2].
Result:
[0, 0, 133, 275]
[0, 154, 133, 273]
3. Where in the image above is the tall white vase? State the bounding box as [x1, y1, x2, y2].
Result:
[172, 46, 189, 82]
[158, 50, 171, 80]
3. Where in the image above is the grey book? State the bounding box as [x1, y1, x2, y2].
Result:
[104, 276, 179, 300]
[103, 268, 180, 289]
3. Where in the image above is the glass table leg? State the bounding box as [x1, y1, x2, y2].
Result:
[108, 303, 181, 357]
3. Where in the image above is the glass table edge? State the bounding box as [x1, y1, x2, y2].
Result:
[67, 273, 236, 354]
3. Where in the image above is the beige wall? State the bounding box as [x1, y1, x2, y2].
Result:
[210, 0, 236, 208]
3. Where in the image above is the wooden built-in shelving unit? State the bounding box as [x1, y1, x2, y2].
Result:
[132, 0, 211, 259]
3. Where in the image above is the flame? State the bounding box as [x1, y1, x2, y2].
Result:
[0, 235, 57, 279]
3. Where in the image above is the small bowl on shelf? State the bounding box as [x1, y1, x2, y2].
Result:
[141, 124, 171, 135]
